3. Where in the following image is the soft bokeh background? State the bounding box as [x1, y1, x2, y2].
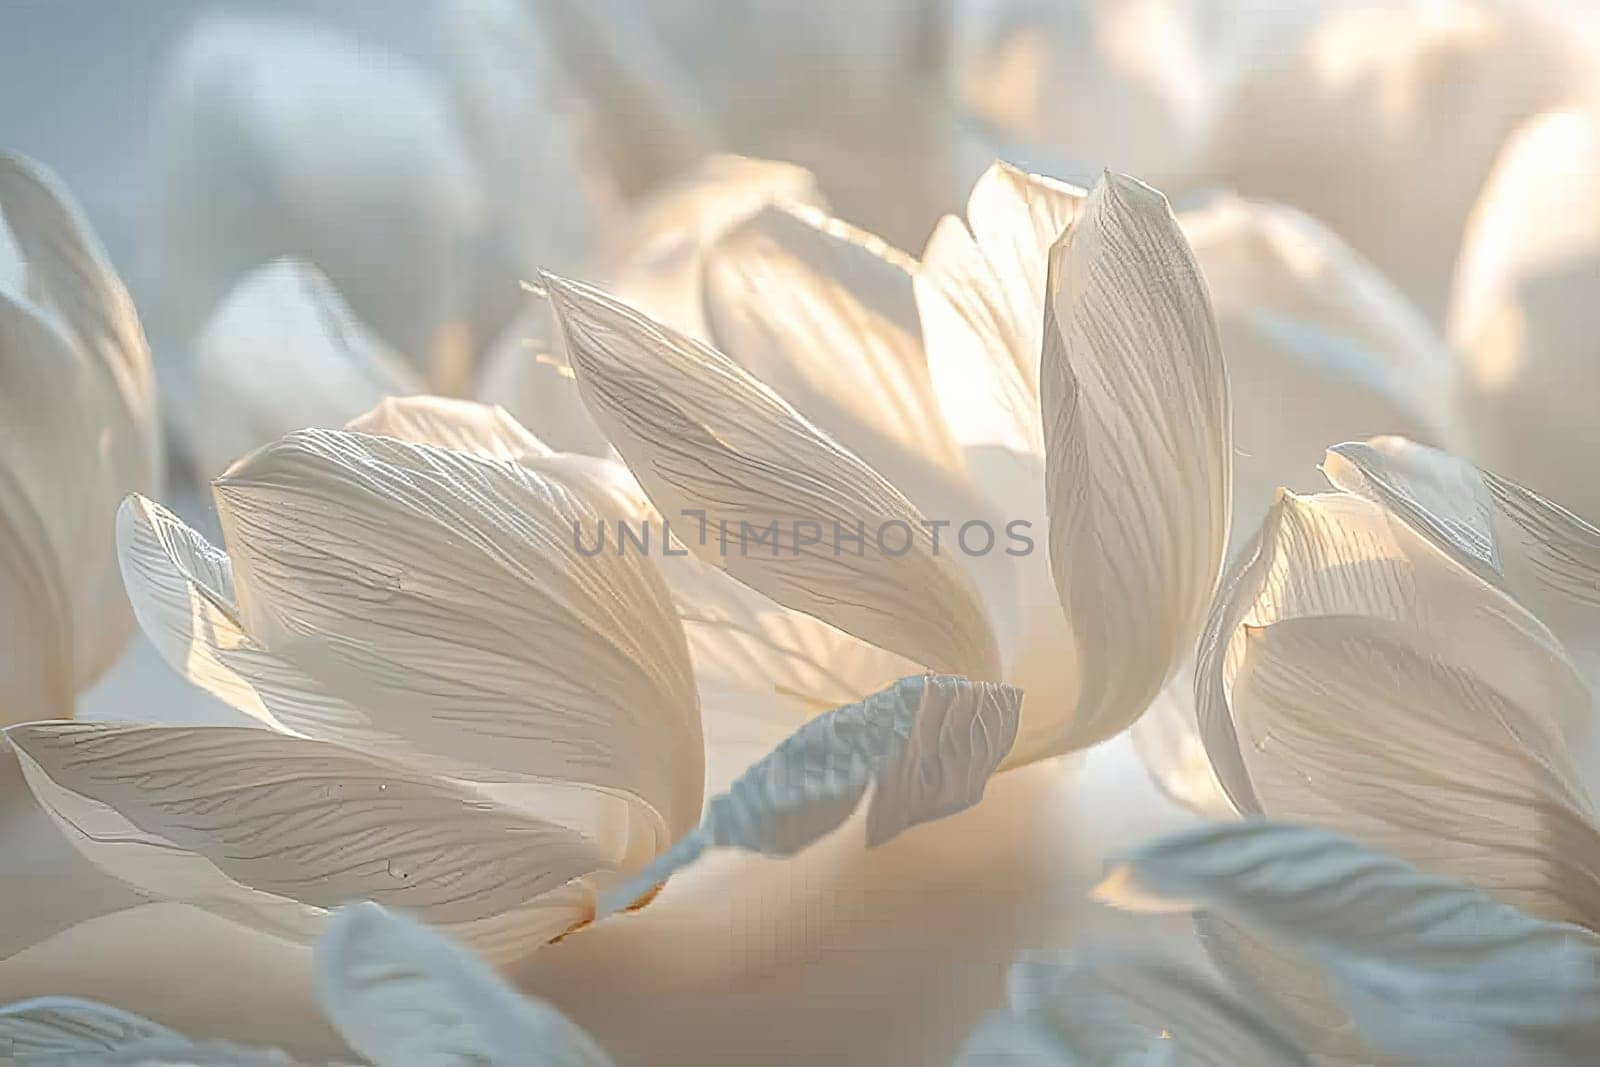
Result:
[6, 1, 1600, 1062]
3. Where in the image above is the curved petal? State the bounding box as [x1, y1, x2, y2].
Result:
[1325, 438, 1600, 690]
[317, 902, 612, 1067]
[474, 294, 613, 458]
[919, 161, 1085, 414]
[6, 722, 608, 962]
[1182, 196, 1456, 550]
[0, 466, 73, 724]
[0, 996, 303, 1065]
[152, 13, 480, 375]
[604, 154, 825, 340]
[0, 153, 159, 460]
[1039, 171, 1230, 753]
[957, 951, 1309, 1066]
[344, 396, 916, 751]
[1098, 821, 1600, 1067]
[212, 429, 703, 846]
[347, 395, 550, 462]
[1230, 614, 1600, 928]
[190, 259, 421, 477]
[0, 997, 179, 1061]
[545, 272, 1002, 681]
[1450, 108, 1600, 524]
[0, 291, 127, 697]
[0, 156, 160, 691]
[599, 674, 1021, 915]
[703, 203, 973, 519]
[1196, 490, 1592, 817]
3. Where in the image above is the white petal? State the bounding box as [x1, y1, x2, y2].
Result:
[1039, 172, 1230, 752]
[0, 153, 158, 447]
[0, 466, 73, 724]
[0, 155, 160, 691]
[0, 997, 178, 1060]
[212, 429, 704, 847]
[920, 161, 1085, 409]
[190, 259, 421, 477]
[1440, 108, 1600, 509]
[347, 395, 550, 462]
[599, 674, 1021, 915]
[1225, 613, 1600, 929]
[445, 0, 600, 279]
[958, 951, 1308, 1066]
[703, 203, 973, 518]
[1098, 821, 1600, 1067]
[6, 722, 607, 960]
[316, 902, 612, 1067]
[1182, 196, 1457, 552]
[545, 272, 1002, 681]
[518, 0, 711, 197]
[604, 154, 825, 340]
[1196, 490, 1591, 819]
[0, 290, 124, 699]
[0, 996, 299, 1066]
[152, 14, 479, 372]
[474, 295, 612, 458]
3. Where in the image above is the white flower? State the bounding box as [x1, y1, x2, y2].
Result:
[0, 154, 160, 724]
[1449, 107, 1600, 524]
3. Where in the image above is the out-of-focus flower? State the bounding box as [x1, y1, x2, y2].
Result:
[1202, 0, 1591, 322]
[1448, 107, 1600, 524]
[149, 13, 486, 388]
[188, 259, 421, 479]
[529, 0, 963, 249]
[0, 902, 611, 1066]
[0, 154, 160, 725]
[1082, 821, 1600, 1066]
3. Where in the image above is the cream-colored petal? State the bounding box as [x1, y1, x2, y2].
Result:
[915, 219, 1041, 455]
[1196, 491, 1590, 817]
[1182, 196, 1457, 552]
[703, 203, 971, 516]
[0, 154, 158, 451]
[0, 291, 126, 697]
[545, 272, 1002, 681]
[0, 466, 73, 725]
[445, 0, 600, 282]
[152, 14, 480, 374]
[190, 259, 421, 477]
[6, 723, 608, 960]
[920, 161, 1086, 407]
[347, 396, 915, 734]
[958, 951, 1309, 1066]
[0, 996, 302, 1066]
[1099, 821, 1600, 1067]
[212, 429, 703, 845]
[0, 156, 160, 691]
[1231, 614, 1600, 929]
[474, 295, 612, 458]
[604, 154, 825, 340]
[1450, 108, 1600, 524]
[317, 902, 613, 1067]
[599, 674, 1021, 915]
[1039, 172, 1230, 754]
[347, 395, 550, 462]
